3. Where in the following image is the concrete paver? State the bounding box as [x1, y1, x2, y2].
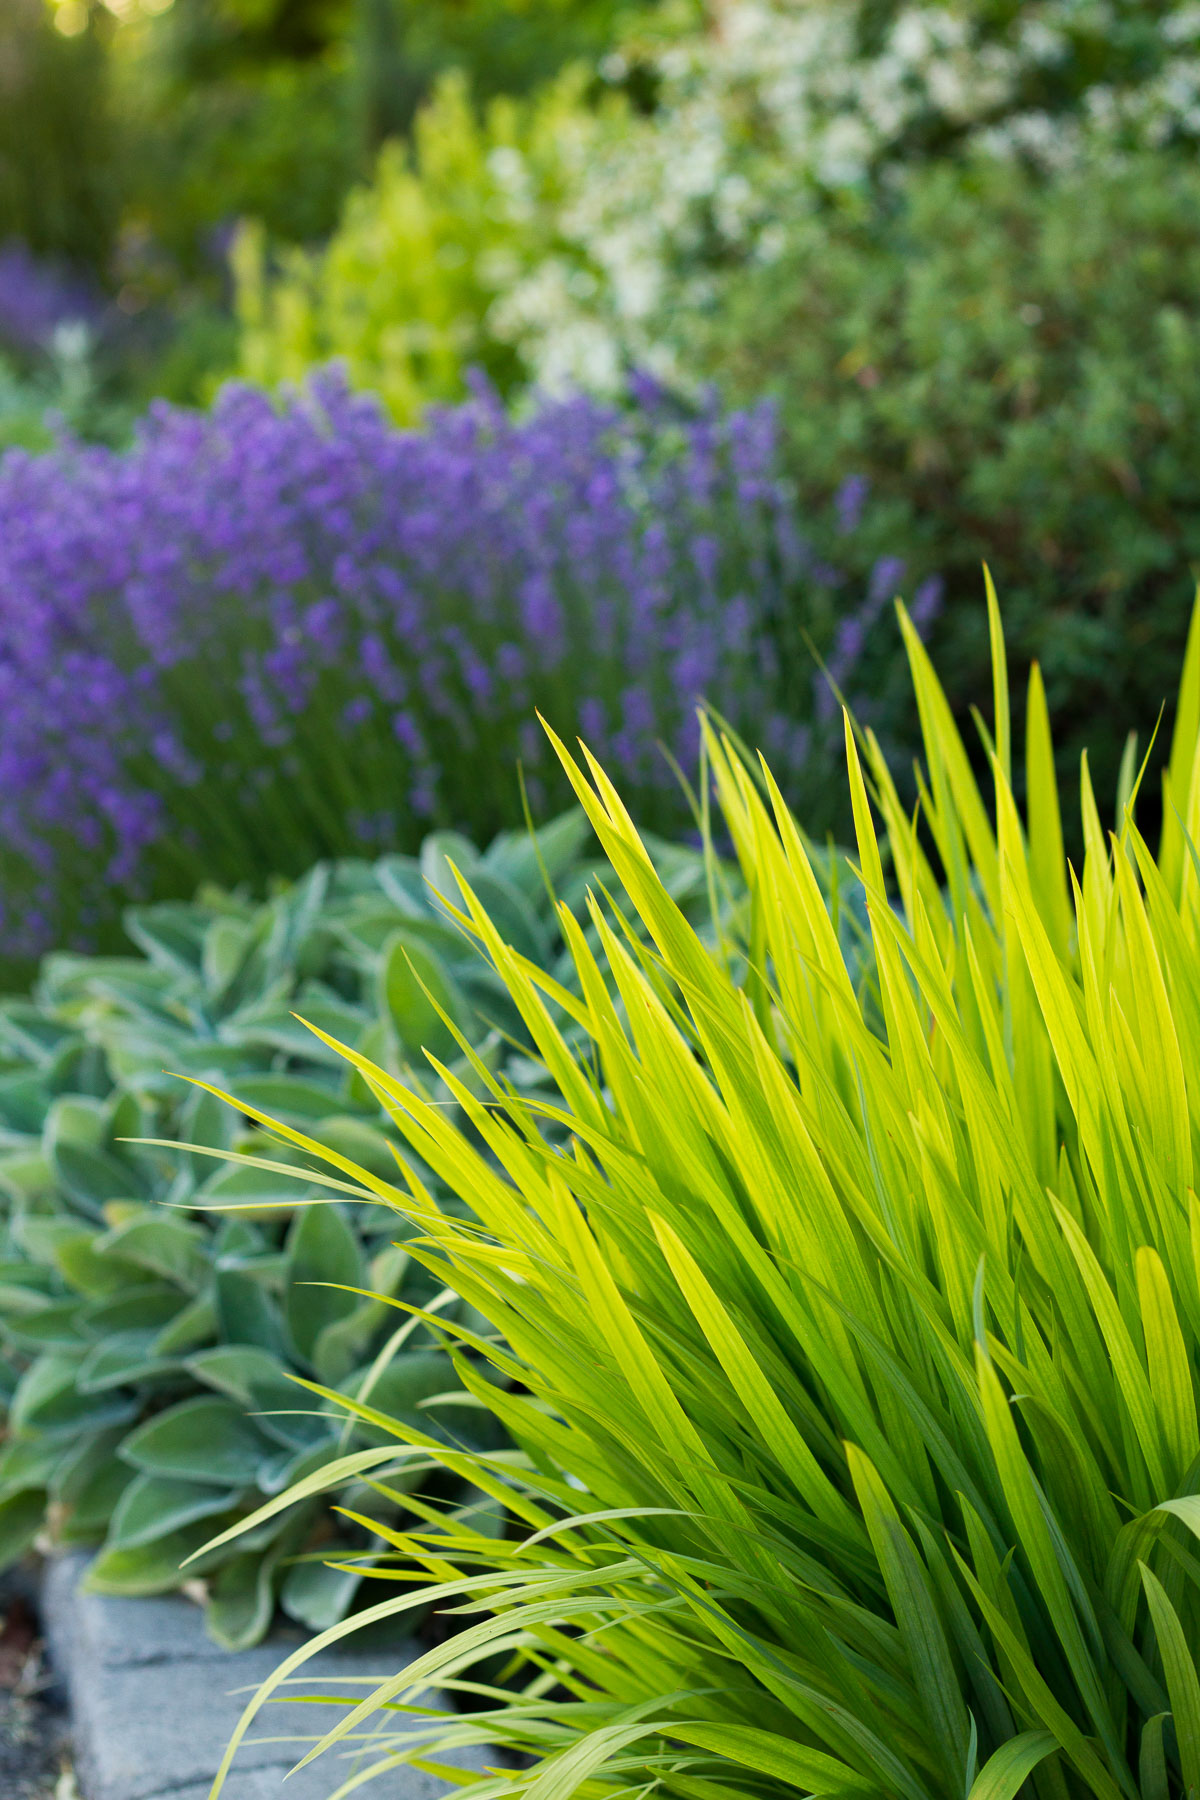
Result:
[43, 1555, 489, 1800]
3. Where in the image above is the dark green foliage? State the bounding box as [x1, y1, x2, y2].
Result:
[373, 0, 636, 114]
[123, 0, 643, 281]
[705, 150, 1200, 820]
[125, 59, 358, 272]
[0, 814, 714, 1645]
[346, 0, 627, 159]
[0, 0, 119, 273]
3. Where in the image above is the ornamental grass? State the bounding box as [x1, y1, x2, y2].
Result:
[200, 588, 1200, 1800]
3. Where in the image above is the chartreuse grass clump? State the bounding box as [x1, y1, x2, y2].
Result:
[203, 592, 1200, 1800]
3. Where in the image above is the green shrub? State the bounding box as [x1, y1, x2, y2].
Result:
[470, 0, 1200, 401]
[229, 0, 1200, 414]
[705, 152, 1200, 817]
[117, 54, 359, 275]
[231, 68, 595, 421]
[207, 597, 1200, 1800]
[350, 0, 643, 136]
[115, 0, 642, 309]
[0, 327, 138, 454]
[224, 0, 1200, 807]
[0, 812, 717, 1647]
[0, 356, 55, 456]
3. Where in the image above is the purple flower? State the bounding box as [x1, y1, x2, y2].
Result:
[519, 575, 564, 666]
[392, 711, 424, 756]
[910, 574, 944, 635]
[621, 686, 656, 739]
[305, 597, 344, 653]
[673, 645, 718, 696]
[833, 614, 867, 668]
[578, 697, 608, 748]
[0, 367, 860, 958]
[835, 475, 870, 536]
[495, 643, 526, 688]
[868, 555, 907, 606]
[0, 241, 101, 353]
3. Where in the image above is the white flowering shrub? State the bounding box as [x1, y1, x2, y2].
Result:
[489, 0, 1200, 392]
[232, 0, 1200, 408]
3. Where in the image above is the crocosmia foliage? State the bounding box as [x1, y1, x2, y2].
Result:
[208, 593, 1200, 1800]
[0, 370, 821, 970]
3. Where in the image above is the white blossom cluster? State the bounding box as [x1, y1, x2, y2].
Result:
[483, 0, 1200, 394]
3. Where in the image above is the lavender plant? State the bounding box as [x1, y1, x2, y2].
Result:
[0, 370, 889, 971]
[0, 241, 100, 360]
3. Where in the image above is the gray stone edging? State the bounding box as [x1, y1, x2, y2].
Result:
[42, 1554, 489, 1800]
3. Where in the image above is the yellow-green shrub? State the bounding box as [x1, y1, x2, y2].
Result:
[232, 68, 605, 421]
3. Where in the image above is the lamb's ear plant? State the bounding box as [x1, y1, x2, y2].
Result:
[200, 587, 1200, 1800]
[0, 813, 726, 1646]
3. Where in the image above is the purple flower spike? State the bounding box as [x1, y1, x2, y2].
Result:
[910, 575, 945, 635]
[835, 474, 870, 536]
[0, 366, 849, 960]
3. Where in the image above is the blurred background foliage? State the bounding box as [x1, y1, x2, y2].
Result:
[5, 0, 1200, 849]
[0, 0, 119, 272]
[5, 0, 642, 278]
[702, 149, 1200, 812]
[0, 0, 650, 428]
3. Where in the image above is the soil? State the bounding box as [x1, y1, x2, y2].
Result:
[0, 1567, 72, 1800]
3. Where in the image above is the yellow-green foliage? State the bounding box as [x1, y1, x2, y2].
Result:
[232, 69, 600, 421]
[201, 593, 1200, 1799]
